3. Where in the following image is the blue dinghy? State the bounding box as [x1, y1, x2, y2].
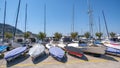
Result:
[4, 46, 27, 62]
[0, 45, 8, 53]
[106, 47, 120, 54]
[49, 47, 65, 61]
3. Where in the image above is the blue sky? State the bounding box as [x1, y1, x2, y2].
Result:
[0, 0, 120, 36]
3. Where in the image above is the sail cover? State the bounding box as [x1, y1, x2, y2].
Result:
[4, 47, 27, 59]
[29, 44, 45, 57]
[106, 47, 120, 54]
[49, 47, 64, 59]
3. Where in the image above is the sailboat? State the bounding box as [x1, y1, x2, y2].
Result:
[4, 0, 27, 63]
[78, 0, 106, 56]
[45, 40, 66, 61]
[28, 4, 47, 61]
[29, 43, 45, 61]
[101, 11, 120, 56]
[0, 0, 8, 56]
[63, 4, 84, 58]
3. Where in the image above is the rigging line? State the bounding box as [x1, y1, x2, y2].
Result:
[13, 0, 21, 40]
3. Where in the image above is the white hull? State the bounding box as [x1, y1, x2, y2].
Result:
[82, 47, 106, 54]
[29, 44, 45, 59]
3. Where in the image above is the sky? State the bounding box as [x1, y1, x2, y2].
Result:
[0, 0, 120, 36]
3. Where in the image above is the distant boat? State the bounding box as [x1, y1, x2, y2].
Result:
[29, 43, 45, 61]
[102, 39, 120, 55]
[4, 46, 27, 63]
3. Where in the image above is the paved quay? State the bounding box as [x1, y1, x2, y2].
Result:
[0, 52, 120, 68]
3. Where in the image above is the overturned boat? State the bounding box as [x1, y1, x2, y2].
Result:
[65, 45, 83, 58]
[4, 46, 27, 63]
[102, 40, 120, 56]
[49, 46, 66, 61]
[29, 43, 45, 61]
[79, 40, 106, 56]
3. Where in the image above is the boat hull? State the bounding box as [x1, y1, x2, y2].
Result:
[4, 47, 27, 61]
[29, 44, 45, 60]
[65, 46, 83, 57]
[49, 47, 65, 61]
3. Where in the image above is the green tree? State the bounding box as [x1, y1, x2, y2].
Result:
[84, 32, 90, 39]
[54, 32, 62, 41]
[95, 32, 103, 40]
[38, 32, 46, 41]
[110, 32, 116, 38]
[5, 32, 13, 39]
[24, 32, 30, 39]
[70, 32, 78, 40]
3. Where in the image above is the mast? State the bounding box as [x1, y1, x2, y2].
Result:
[102, 10, 109, 38]
[87, 0, 93, 38]
[3, 0, 7, 42]
[72, 4, 75, 33]
[98, 16, 101, 33]
[24, 3, 27, 40]
[13, 0, 21, 40]
[44, 4, 46, 34]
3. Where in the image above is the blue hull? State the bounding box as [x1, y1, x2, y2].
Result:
[0, 45, 7, 53]
[106, 47, 120, 54]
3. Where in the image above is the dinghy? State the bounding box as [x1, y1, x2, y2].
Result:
[102, 40, 120, 55]
[29, 44, 45, 61]
[79, 41, 106, 56]
[0, 45, 8, 53]
[4, 46, 27, 62]
[65, 44, 83, 58]
[49, 46, 65, 61]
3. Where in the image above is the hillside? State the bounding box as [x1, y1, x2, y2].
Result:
[0, 23, 23, 35]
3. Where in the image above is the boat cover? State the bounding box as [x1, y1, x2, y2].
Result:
[0, 45, 7, 53]
[65, 46, 83, 53]
[29, 44, 45, 57]
[49, 47, 65, 59]
[106, 47, 120, 54]
[79, 43, 87, 47]
[4, 47, 27, 59]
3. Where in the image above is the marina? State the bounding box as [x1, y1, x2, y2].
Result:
[0, 0, 120, 68]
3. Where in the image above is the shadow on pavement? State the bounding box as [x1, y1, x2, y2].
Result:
[32, 52, 49, 64]
[68, 53, 88, 61]
[59, 53, 68, 63]
[6, 54, 30, 67]
[84, 53, 118, 62]
[99, 55, 119, 62]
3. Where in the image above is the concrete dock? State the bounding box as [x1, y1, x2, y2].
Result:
[0, 52, 120, 68]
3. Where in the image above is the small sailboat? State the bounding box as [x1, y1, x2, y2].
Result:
[0, 45, 8, 54]
[49, 46, 66, 61]
[4, 46, 27, 62]
[102, 39, 120, 55]
[79, 40, 106, 56]
[29, 43, 45, 61]
[65, 45, 83, 58]
[46, 40, 66, 61]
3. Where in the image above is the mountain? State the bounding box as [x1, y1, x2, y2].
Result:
[0, 23, 23, 35]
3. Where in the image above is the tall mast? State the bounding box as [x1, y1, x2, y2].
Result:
[24, 3, 27, 40]
[98, 16, 101, 33]
[87, 0, 93, 38]
[72, 4, 75, 33]
[3, 0, 7, 42]
[44, 4, 46, 34]
[102, 10, 109, 38]
[13, 0, 21, 40]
